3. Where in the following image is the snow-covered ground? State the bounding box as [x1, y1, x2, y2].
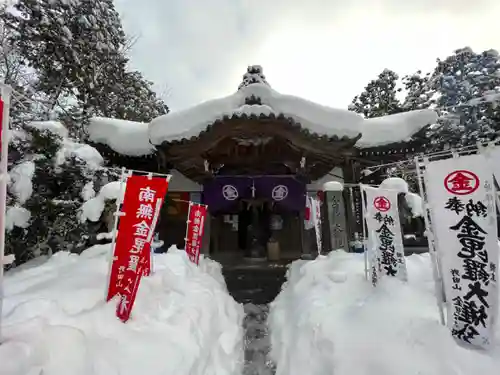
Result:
[0, 245, 244, 375]
[269, 250, 500, 375]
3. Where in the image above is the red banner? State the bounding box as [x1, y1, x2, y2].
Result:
[185, 203, 207, 265]
[106, 175, 169, 322]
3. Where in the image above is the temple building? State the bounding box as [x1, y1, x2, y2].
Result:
[88, 65, 437, 261]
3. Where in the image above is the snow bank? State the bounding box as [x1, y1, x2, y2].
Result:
[269, 251, 500, 375]
[149, 83, 437, 148]
[0, 245, 244, 375]
[88, 117, 155, 156]
[79, 181, 125, 222]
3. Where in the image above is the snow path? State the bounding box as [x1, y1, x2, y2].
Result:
[243, 304, 275, 375]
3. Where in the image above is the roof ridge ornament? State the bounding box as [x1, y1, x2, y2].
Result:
[238, 65, 270, 91]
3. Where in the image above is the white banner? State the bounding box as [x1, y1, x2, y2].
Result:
[362, 185, 407, 285]
[484, 146, 500, 188]
[310, 196, 323, 255]
[425, 154, 498, 348]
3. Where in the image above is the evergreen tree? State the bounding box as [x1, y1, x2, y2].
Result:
[0, 11, 40, 126]
[426, 47, 500, 148]
[2, 0, 128, 114]
[349, 69, 403, 118]
[5, 124, 103, 265]
[103, 70, 169, 122]
[401, 70, 435, 111]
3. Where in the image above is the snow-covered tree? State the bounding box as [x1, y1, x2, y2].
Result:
[401, 70, 435, 111]
[103, 70, 169, 122]
[425, 47, 500, 148]
[0, 10, 42, 126]
[5, 122, 114, 266]
[349, 69, 403, 118]
[2, 0, 127, 114]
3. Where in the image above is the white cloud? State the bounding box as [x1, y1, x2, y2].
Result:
[115, 0, 500, 111]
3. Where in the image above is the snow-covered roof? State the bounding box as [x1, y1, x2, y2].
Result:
[89, 66, 438, 156]
[88, 117, 154, 156]
[149, 83, 367, 145]
[149, 65, 436, 148]
[357, 110, 437, 148]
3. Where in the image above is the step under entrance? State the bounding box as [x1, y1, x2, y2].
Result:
[221, 261, 289, 305]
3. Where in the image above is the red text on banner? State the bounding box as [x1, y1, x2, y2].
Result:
[106, 175, 169, 322]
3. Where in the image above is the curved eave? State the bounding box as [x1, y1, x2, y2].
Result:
[158, 112, 362, 148]
[355, 125, 429, 162]
[88, 142, 159, 171]
[155, 113, 362, 183]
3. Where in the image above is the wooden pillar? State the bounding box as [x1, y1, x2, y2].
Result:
[342, 163, 356, 249]
[342, 161, 364, 249]
[299, 209, 312, 259]
[321, 192, 332, 253]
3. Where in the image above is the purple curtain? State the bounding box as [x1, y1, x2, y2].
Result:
[253, 177, 306, 211]
[202, 177, 253, 212]
[203, 176, 306, 213]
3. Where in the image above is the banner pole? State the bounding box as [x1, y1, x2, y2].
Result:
[104, 168, 128, 301]
[0, 84, 12, 344]
[184, 202, 193, 258]
[146, 197, 164, 275]
[359, 184, 369, 280]
[415, 156, 446, 326]
[478, 143, 500, 212]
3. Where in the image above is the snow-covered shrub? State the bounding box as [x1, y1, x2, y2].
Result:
[5, 121, 115, 266]
[79, 180, 125, 236]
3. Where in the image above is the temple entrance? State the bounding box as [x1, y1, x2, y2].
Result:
[209, 198, 303, 261]
[204, 175, 306, 261]
[238, 199, 272, 259]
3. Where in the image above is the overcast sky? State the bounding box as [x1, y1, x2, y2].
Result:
[114, 0, 500, 111]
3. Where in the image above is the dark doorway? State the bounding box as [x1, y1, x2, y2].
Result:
[237, 200, 252, 255]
